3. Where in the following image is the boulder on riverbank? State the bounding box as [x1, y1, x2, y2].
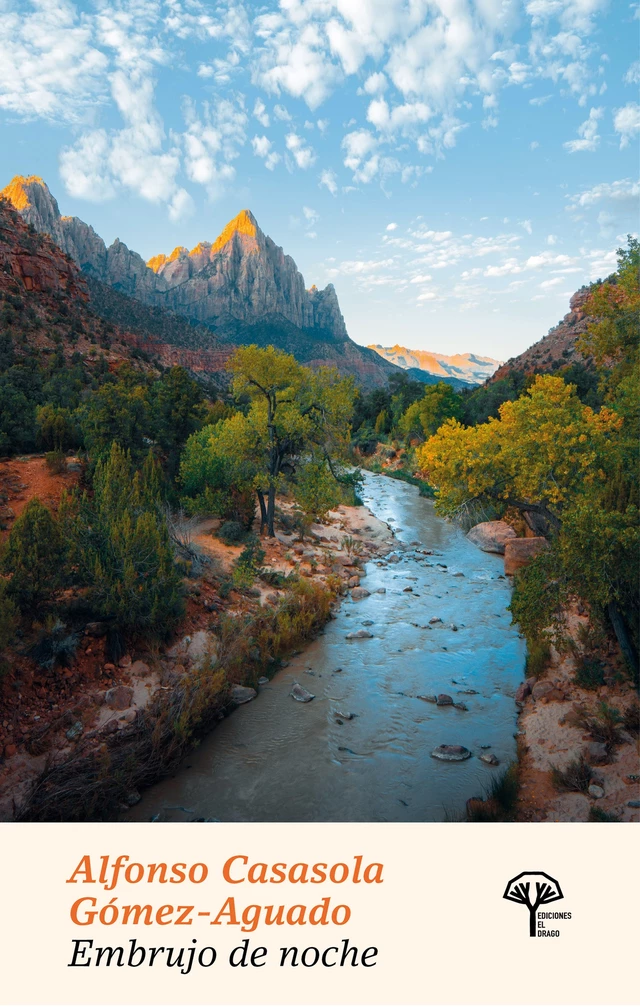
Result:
[230, 685, 257, 705]
[466, 521, 516, 554]
[504, 537, 549, 575]
[290, 683, 315, 703]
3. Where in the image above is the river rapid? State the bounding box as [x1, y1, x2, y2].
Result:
[130, 472, 526, 823]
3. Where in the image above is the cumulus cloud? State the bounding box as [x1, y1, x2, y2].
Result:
[253, 98, 270, 127]
[567, 177, 640, 210]
[251, 134, 280, 169]
[386, 222, 398, 231]
[613, 102, 640, 149]
[0, 0, 109, 122]
[319, 168, 338, 194]
[182, 97, 247, 198]
[285, 132, 316, 169]
[563, 107, 602, 152]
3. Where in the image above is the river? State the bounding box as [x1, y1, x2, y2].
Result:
[129, 472, 526, 823]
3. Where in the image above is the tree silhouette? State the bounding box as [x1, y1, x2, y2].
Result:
[503, 872, 564, 937]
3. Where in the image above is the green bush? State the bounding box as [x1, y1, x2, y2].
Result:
[574, 657, 606, 691]
[1, 498, 64, 612]
[232, 537, 266, 590]
[0, 580, 18, 665]
[550, 756, 592, 794]
[218, 520, 245, 544]
[524, 638, 552, 679]
[63, 444, 184, 640]
[29, 619, 80, 671]
[45, 450, 66, 475]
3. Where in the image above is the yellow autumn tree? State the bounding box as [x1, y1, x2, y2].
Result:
[416, 374, 622, 528]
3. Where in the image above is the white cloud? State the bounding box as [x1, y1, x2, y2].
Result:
[253, 98, 270, 127]
[624, 61, 640, 85]
[520, 219, 533, 234]
[59, 129, 115, 200]
[182, 97, 247, 198]
[563, 107, 602, 152]
[285, 132, 316, 169]
[303, 205, 319, 226]
[0, 0, 109, 122]
[386, 222, 398, 231]
[367, 97, 432, 133]
[251, 134, 280, 170]
[273, 103, 292, 121]
[319, 168, 338, 195]
[567, 177, 640, 209]
[342, 128, 380, 181]
[363, 72, 387, 95]
[613, 102, 640, 149]
[530, 140, 540, 150]
[547, 234, 557, 244]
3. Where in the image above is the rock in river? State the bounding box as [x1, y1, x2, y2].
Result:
[351, 587, 371, 601]
[290, 683, 315, 703]
[436, 694, 454, 706]
[479, 753, 499, 766]
[466, 520, 516, 554]
[346, 629, 373, 639]
[431, 745, 472, 762]
[230, 685, 257, 705]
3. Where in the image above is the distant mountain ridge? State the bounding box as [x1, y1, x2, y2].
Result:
[490, 289, 594, 382]
[368, 343, 501, 386]
[1, 175, 399, 389]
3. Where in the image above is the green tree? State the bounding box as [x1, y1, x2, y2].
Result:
[78, 378, 150, 460]
[65, 444, 184, 638]
[150, 366, 207, 464]
[0, 580, 18, 659]
[1, 498, 64, 611]
[227, 346, 355, 536]
[419, 374, 638, 671]
[294, 458, 342, 522]
[399, 381, 464, 440]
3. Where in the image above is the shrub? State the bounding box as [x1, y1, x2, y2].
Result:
[45, 450, 66, 475]
[466, 763, 520, 822]
[574, 657, 607, 691]
[29, 619, 80, 671]
[550, 756, 592, 794]
[588, 807, 621, 822]
[525, 638, 552, 679]
[622, 702, 640, 736]
[579, 702, 624, 745]
[1, 498, 64, 612]
[0, 580, 17, 667]
[64, 445, 184, 640]
[218, 520, 245, 545]
[232, 537, 265, 590]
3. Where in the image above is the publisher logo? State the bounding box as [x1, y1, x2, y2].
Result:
[503, 872, 565, 937]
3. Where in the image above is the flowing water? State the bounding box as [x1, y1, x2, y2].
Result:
[130, 472, 526, 823]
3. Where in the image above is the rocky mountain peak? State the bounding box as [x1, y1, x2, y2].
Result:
[1, 175, 65, 247]
[3, 175, 400, 385]
[210, 208, 259, 255]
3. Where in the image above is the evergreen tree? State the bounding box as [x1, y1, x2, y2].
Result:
[1, 498, 64, 611]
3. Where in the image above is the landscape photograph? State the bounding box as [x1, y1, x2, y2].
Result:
[0, 0, 637, 824]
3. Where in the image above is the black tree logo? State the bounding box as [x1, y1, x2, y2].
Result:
[503, 871, 564, 936]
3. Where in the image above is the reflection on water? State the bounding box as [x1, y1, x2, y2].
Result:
[129, 473, 526, 823]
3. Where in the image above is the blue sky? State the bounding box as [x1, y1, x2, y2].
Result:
[1, 0, 638, 360]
